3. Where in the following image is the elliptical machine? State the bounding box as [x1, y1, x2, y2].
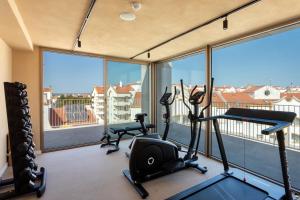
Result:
[180, 77, 214, 161]
[123, 81, 212, 199]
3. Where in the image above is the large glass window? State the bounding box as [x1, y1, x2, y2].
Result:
[211, 27, 300, 189]
[156, 53, 206, 151]
[107, 61, 150, 130]
[43, 51, 103, 151]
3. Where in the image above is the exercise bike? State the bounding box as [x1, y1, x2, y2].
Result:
[122, 80, 213, 198]
[126, 86, 178, 155]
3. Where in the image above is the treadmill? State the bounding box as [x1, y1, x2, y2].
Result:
[167, 108, 295, 200]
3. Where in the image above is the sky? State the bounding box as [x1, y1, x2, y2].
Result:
[44, 26, 300, 93]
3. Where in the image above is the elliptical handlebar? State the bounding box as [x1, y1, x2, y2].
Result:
[169, 86, 177, 105]
[160, 86, 177, 106]
[180, 79, 192, 114]
[199, 77, 214, 117]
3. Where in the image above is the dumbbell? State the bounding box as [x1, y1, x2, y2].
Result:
[15, 155, 38, 171]
[16, 142, 35, 154]
[17, 168, 37, 185]
[13, 108, 30, 118]
[14, 82, 27, 90]
[14, 145, 36, 159]
[6, 89, 27, 98]
[7, 98, 28, 107]
[16, 128, 33, 138]
[16, 181, 36, 193]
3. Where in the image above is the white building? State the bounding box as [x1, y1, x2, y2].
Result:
[43, 88, 53, 105]
[92, 83, 142, 124]
[91, 86, 105, 123]
[244, 85, 280, 100]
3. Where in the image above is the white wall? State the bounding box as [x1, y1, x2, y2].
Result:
[253, 86, 280, 100]
[0, 38, 12, 176]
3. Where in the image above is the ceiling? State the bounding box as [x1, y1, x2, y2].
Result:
[1, 0, 300, 61]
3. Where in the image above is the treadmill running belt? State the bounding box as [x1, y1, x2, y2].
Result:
[185, 177, 269, 200]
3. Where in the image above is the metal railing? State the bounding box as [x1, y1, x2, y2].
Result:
[46, 98, 98, 129]
[211, 102, 300, 151]
[169, 99, 300, 151]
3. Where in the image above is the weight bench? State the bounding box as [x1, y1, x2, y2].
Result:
[100, 123, 155, 154]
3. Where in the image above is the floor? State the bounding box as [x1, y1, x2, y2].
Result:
[44, 125, 104, 150]
[168, 123, 300, 189]
[43, 122, 300, 189]
[43, 122, 140, 150]
[3, 140, 223, 200]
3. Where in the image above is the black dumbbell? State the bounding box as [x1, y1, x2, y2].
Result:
[8, 98, 28, 107]
[14, 82, 27, 90]
[15, 157, 38, 172]
[16, 142, 33, 154]
[19, 180, 36, 192]
[6, 88, 27, 98]
[16, 128, 32, 138]
[14, 145, 36, 159]
[18, 167, 37, 182]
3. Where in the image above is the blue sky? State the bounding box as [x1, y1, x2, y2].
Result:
[44, 26, 300, 93]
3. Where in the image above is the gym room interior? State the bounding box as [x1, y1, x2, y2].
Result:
[1, 0, 300, 199]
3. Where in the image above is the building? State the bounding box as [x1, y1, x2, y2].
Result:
[244, 85, 281, 100]
[43, 87, 53, 105]
[92, 83, 142, 124]
[91, 86, 105, 123]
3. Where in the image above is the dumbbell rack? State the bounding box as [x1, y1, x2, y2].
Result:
[0, 82, 46, 199]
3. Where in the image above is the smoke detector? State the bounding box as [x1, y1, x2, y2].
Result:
[120, 12, 136, 21]
[131, 1, 142, 11]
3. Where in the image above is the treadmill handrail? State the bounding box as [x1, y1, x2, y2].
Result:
[197, 114, 292, 135]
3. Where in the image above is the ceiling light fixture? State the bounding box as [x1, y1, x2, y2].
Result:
[223, 16, 228, 30]
[120, 12, 136, 21]
[131, 1, 142, 11]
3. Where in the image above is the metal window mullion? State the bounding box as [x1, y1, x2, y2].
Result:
[205, 45, 212, 157]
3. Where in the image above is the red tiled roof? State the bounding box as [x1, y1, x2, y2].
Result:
[94, 86, 105, 94]
[243, 86, 264, 93]
[43, 88, 52, 92]
[115, 85, 133, 94]
[221, 92, 267, 105]
[280, 93, 300, 101]
[212, 93, 224, 104]
[132, 92, 141, 108]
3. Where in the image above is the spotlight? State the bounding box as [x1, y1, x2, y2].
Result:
[223, 16, 228, 30]
[147, 51, 150, 59]
[77, 40, 82, 48]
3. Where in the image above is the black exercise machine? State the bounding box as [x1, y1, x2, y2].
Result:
[100, 119, 155, 154]
[122, 80, 213, 199]
[167, 108, 296, 200]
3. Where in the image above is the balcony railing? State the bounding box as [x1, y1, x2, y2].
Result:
[170, 100, 300, 151]
[212, 102, 300, 151]
[45, 98, 98, 129]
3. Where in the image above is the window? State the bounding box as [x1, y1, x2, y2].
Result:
[107, 61, 150, 130]
[43, 51, 103, 150]
[211, 26, 300, 189]
[156, 53, 206, 151]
